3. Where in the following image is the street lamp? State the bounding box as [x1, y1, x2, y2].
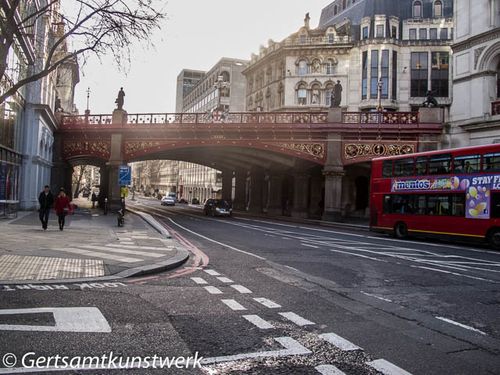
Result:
[377, 78, 383, 112]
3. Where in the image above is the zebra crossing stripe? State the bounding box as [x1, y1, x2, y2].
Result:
[230, 285, 252, 294]
[278, 312, 315, 326]
[204, 269, 221, 276]
[204, 286, 223, 295]
[221, 299, 246, 311]
[242, 315, 274, 329]
[366, 359, 413, 375]
[319, 333, 362, 351]
[315, 365, 346, 375]
[253, 298, 281, 309]
[191, 277, 208, 285]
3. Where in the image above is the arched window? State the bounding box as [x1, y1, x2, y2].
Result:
[342, 0, 347, 10]
[497, 61, 500, 98]
[311, 83, 321, 104]
[334, 5, 338, 15]
[325, 59, 336, 75]
[325, 83, 334, 107]
[311, 59, 321, 73]
[221, 71, 230, 82]
[434, 0, 443, 17]
[298, 59, 308, 76]
[296, 82, 307, 105]
[413, 1, 422, 18]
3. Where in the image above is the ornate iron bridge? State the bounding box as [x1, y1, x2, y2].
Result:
[57, 111, 440, 166]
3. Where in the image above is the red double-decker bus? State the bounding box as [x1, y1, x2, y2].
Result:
[370, 144, 500, 249]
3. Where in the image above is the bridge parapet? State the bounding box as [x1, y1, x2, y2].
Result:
[60, 111, 424, 130]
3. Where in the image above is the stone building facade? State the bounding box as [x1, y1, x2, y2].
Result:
[240, 0, 452, 218]
[449, 0, 500, 147]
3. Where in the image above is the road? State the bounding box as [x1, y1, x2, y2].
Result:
[1, 196, 500, 374]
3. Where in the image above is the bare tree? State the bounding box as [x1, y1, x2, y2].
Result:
[72, 165, 87, 198]
[0, 0, 165, 105]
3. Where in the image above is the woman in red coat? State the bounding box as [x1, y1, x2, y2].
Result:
[54, 188, 71, 231]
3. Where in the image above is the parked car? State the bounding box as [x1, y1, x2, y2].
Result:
[203, 199, 232, 217]
[178, 198, 188, 204]
[161, 196, 176, 206]
[192, 198, 200, 205]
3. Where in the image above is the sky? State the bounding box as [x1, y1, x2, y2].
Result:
[73, 0, 331, 115]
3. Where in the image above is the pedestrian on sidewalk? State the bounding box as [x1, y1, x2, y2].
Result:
[54, 188, 71, 231]
[91, 192, 98, 208]
[38, 185, 54, 230]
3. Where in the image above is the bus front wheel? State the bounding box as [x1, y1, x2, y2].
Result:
[394, 222, 408, 239]
[488, 229, 500, 250]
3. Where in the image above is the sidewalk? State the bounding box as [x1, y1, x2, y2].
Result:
[0, 199, 189, 284]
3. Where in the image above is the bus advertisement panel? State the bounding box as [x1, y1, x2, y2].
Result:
[390, 174, 500, 220]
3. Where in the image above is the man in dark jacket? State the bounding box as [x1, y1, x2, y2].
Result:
[38, 185, 54, 230]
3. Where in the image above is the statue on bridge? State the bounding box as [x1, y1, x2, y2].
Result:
[422, 90, 438, 108]
[330, 80, 342, 108]
[115, 87, 125, 110]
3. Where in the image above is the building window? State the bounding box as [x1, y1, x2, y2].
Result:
[430, 28, 438, 40]
[431, 52, 449, 97]
[497, 61, 500, 98]
[298, 60, 308, 76]
[413, 1, 422, 18]
[325, 59, 336, 75]
[440, 28, 448, 39]
[300, 34, 307, 44]
[362, 26, 369, 39]
[381, 50, 389, 99]
[434, 0, 443, 17]
[328, 33, 335, 43]
[391, 26, 398, 38]
[334, 5, 338, 15]
[297, 83, 307, 105]
[411, 52, 428, 97]
[362, 51, 368, 100]
[376, 24, 384, 38]
[370, 50, 379, 99]
[419, 28, 427, 40]
[326, 83, 334, 106]
[392, 51, 398, 100]
[409, 28, 417, 40]
[311, 83, 321, 104]
[343, 0, 347, 9]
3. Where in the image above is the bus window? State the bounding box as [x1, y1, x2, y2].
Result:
[428, 154, 451, 175]
[382, 160, 393, 177]
[426, 195, 449, 215]
[453, 155, 480, 174]
[483, 153, 500, 171]
[415, 157, 427, 175]
[491, 193, 500, 218]
[394, 158, 414, 177]
[451, 194, 465, 217]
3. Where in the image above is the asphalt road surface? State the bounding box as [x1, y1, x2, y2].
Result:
[1, 196, 500, 375]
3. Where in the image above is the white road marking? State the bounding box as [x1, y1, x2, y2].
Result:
[279, 312, 315, 326]
[435, 316, 487, 335]
[0, 307, 110, 333]
[221, 299, 247, 311]
[243, 314, 274, 329]
[204, 269, 221, 276]
[191, 277, 208, 285]
[230, 284, 252, 294]
[253, 297, 281, 309]
[302, 243, 319, 249]
[203, 286, 223, 294]
[319, 333, 362, 351]
[168, 218, 266, 260]
[217, 277, 234, 283]
[366, 359, 413, 375]
[411, 265, 497, 283]
[79, 245, 165, 258]
[361, 291, 393, 303]
[201, 336, 311, 365]
[315, 364, 347, 375]
[51, 247, 141, 263]
[328, 249, 388, 263]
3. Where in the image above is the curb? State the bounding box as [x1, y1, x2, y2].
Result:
[126, 207, 172, 238]
[0, 210, 188, 285]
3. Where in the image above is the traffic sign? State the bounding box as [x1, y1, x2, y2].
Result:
[118, 165, 131, 185]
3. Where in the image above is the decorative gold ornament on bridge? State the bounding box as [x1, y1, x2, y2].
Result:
[125, 141, 161, 155]
[344, 143, 415, 161]
[63, 140, 111, 157]
[272, 142, 325, 159]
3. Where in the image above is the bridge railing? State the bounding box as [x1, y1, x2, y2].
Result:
[342, 112, 419, 124]
[60, 111, 421, 127]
